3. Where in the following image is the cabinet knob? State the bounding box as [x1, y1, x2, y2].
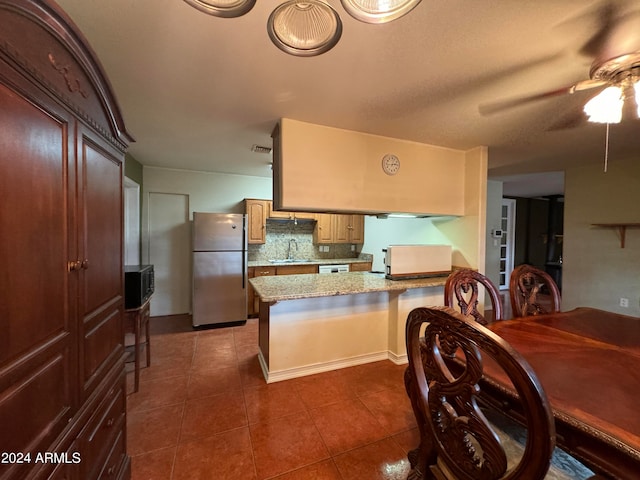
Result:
[81, 259, 89, 269]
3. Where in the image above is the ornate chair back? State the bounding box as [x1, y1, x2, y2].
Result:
[404, 306, 555, 480]
[509, 264, 561, 318]
[444, 268, 502, 325]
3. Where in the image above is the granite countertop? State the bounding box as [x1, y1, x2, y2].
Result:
[248, 257, 372, 268]
[249, 271, 448, 302]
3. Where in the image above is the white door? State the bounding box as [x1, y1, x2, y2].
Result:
[499, 198, 516, 289]
[148, 192, 191, 316]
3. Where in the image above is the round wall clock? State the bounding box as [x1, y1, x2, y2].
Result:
[381, 154, 400, 175]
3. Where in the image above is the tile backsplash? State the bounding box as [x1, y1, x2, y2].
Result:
[248, 220, 360, 262]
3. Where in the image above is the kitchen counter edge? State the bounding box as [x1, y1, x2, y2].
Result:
[249, 271, 448, 302]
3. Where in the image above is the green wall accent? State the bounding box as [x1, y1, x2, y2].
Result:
[125, 153, 143, 184]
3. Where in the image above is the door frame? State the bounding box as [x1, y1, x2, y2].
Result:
[500, 198, 516, 290]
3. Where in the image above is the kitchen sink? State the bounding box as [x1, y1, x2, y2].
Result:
[268, 259, 311, 263]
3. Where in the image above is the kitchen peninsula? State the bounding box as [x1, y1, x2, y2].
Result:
[250, 271, 449, 383]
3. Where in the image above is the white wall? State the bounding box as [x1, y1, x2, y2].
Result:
[362, 216, 451, 272]
[484, 180, 503, 303]
[141, 166, 272, 263]
[563, 156, 640, 315]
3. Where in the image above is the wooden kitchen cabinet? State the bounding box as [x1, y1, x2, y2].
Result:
[0, 2, 133, 479]
[314, 214, 365, 244]
[247, 264, 318, 316]
[248, 266, 276, 316]
[268, 205, 315, 221]
[245, 199, 270, 244]
[276, 264, 318, 275]
[336, 214, 365, 243]
[348, 215, 365, 243]
[349, 262, 372, 272]
[313, 213, 334, 243]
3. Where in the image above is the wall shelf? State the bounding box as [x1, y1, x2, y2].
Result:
[591, 223, 640, 248]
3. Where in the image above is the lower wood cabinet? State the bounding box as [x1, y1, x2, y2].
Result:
[248, 267, 275, 317]
[349, 262, 372, 272]
[248, 264, 319, 316]
[275, 265, 318, 275]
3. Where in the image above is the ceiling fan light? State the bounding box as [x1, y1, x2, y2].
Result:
[267, 0, 342, 57]
[340, 0, 422, 24]
[182, 0, 256, 18]
[583, 86, 623, 124]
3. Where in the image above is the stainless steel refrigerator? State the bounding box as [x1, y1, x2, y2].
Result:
[192, 212, 247, 327]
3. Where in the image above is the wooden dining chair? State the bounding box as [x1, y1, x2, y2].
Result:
[510, 264, 561, 318]
[404, 306, 556, 480]
[444, 268, 503, 324]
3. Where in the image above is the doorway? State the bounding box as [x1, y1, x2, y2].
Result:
[148, 192, 191, 316]
[124, 177, 140, 265]
[499, 198, 516, 289]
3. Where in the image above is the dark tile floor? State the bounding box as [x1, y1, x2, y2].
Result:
[125, 315, 420, 480]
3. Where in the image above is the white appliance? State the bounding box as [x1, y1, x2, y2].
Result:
[192, 212, 247, 327]
[384, 245, 452, 280]
[319, 264, 349, 273]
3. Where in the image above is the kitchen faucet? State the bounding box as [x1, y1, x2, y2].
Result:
[287, 238, 297, 260]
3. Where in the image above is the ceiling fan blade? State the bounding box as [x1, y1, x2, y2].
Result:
[568, 0, 640, 64]
[578, 0, 618, 58]
[546, 109, 588, 131]
[479, 79, 607, 116]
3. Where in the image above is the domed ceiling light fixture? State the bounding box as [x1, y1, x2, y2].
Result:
[340, 0, 422, 24]
[182, 0, 256, 18]
[267, 0, 342, 57]
[182, 0, 422, 57]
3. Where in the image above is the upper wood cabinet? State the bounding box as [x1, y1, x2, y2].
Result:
[313, 214, 334, 244]
[269, 209, 316, 220]
[246, 199, 317, 244]
[333, 214, 364, 244]
[245, 199, 269, 244]
[314, 214, 365, 244]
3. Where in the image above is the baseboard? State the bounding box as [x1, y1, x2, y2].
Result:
[259, 350, 408, 383]
[387, 351, 408, 365]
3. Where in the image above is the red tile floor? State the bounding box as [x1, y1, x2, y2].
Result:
[125, 314, 420, 480]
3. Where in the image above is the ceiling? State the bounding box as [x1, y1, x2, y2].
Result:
[55, 0, 640, 197]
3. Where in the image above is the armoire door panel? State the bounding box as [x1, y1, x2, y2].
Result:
[77, 129, 123, 395]
[0, 83, 74, 363]
[82, 305, 123, 392]
[0, 347, 72, 479]
[80, 134, 123, 313]
[0, 82, 76, 479]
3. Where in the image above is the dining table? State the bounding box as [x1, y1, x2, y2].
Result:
[480, 307, 640, 479]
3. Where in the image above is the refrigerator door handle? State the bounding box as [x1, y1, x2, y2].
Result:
[242, 251, 246, 289]
[242, 216, 247, 289]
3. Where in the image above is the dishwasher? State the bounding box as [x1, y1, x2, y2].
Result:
[318, 264, 349, 273]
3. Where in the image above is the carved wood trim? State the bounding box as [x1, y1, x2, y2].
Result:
[444, 269, 503, 324]
[404, 306, 555, 480]
[509, 264, 561, 318]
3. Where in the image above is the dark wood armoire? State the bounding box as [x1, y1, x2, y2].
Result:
[0, 1, 133, 479]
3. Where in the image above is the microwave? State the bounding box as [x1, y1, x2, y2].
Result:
[124, 264, 154, 309]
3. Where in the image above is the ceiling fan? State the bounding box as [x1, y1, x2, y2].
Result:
[479, 1, 640, 125]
